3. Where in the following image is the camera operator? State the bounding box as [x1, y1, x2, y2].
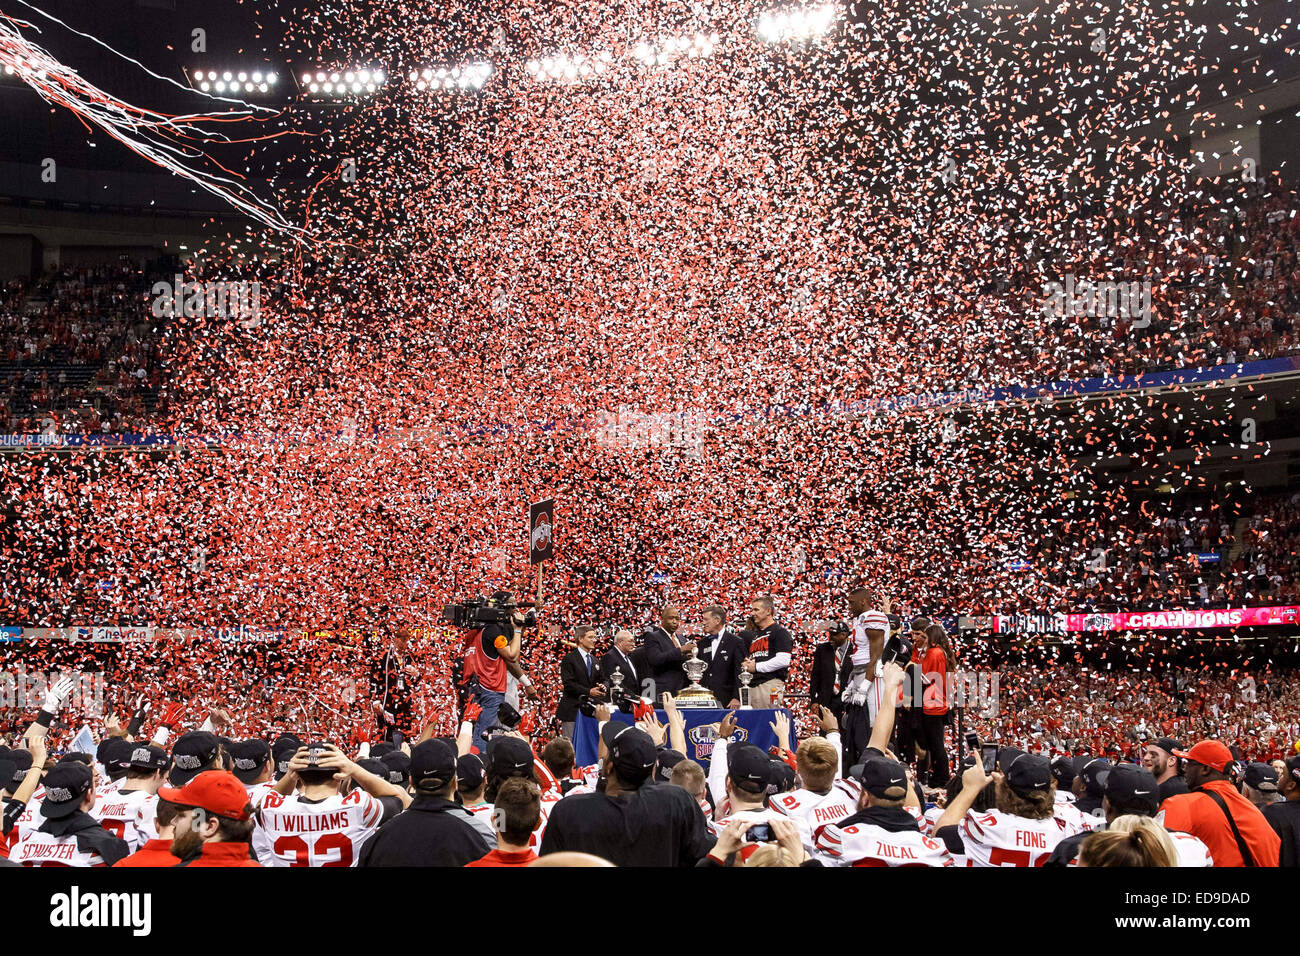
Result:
[558, 625, 606, 740]
[464, 593, 539, 754]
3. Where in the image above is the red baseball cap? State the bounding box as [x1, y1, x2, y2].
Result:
[1172, 740, 1234, 773]
[158, 769, 254, 820]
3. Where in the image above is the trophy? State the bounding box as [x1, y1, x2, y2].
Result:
[607, 666, 626, 711]
[738, 670, 754, 710]
[675, 648, 720, 709]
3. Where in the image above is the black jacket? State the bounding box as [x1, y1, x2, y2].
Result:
[696, 629, 745, 705]
[640, 626, 688, 695]
[810, 640, 849, 716]
[600, 647, 642, 693]
[557, 648, 601, 722]
[540, 782, 714, 866]
[357, 794, 488, 867]
[38, 811, 130, 866]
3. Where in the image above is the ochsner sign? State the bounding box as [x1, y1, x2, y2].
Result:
[1068, 605, 1300, 632]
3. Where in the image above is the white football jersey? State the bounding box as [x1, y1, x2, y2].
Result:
[257, 789, 383, 867]
[960, 809, 1079, 866]
[246, 782, 276, 864]
[814, 818, 955, 867]
[770, 781, 861, 849]
[532, 789, 561, 847]
[1169, 830, 1213, 867]
[707, 806, 784, 838]
[13, 789, 45, 844]
[1054, 800, 1099, 834]
[11, 830, 111, 867]
[90, 788, 158, 853]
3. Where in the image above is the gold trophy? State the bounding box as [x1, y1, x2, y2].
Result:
[675, 648, 720, 709]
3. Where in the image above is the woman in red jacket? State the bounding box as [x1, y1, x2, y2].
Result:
[920, 624, 956, 787]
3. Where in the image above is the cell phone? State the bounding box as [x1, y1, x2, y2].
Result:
[964, 731, 979, 752]
[980, 743, 999, 775]
[744, 823, 774, 843]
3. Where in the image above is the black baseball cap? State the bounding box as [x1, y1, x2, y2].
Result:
[997, 746, 1027, 773]
[410, 739, 457, 789]
[1244, 762, 1279, 793]
[381, 751, 411, 787]
[229, 740, 270, 784]
[272, 734, 303, 779]
[727, 745, 771, 794]
[486, 737, 534, 778]
[8, 751, 32, 790]
[41, 763, 94, 819]
[1150, 737, 1181, 756]
[371, 741, 397, 759]
[608, 727, 656, 785]
[303, 741, 335, 771]
[654, 748, 686, 784]
[1050, 756, 1075, 790]
[1104, 764, 1160, 814]
[169, 732, 221, 786]
[128, 744, 170, 774]
[0, 760, 14, 794]
[1004, 753, 1053, 796]
[1079, 758, 1112, 796]
[768, 758, 796, 795]
[100, 737, 135, 776]
[457, 754, 486, 790]
[600, 720, 631, 750]
[356, 757, 388, 779]
[856, 757, 909, 798]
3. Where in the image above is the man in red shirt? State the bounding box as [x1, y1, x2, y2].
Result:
[466, 777, 540, 867]
[1160, 740, 1280, 867]
[114, 797, 181, 867]
[158, 770, 262, 867]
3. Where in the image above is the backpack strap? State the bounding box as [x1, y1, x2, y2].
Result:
[1198, 787, 1257, 867]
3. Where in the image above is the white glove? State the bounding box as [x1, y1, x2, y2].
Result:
[41, 676, 77, 713]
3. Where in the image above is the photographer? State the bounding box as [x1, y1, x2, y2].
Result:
[463, 592, 538, 753]
[558, 625, 605, 739]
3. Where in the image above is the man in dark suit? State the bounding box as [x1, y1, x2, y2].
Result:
[696, 605, 744, 708]
[557, 624, 605, 740]
[600, 629, 642, 696]
[810, 619, 853, 719]
[639, 606, 695, 696]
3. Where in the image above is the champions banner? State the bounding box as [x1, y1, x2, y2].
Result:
[1067, 605, 1300, 632]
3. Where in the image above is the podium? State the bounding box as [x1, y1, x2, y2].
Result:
[572, 706, 795, 768]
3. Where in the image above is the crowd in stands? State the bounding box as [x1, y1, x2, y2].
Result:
[0, 263, 168, 435]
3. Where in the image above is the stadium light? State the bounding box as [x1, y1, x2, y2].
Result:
[409, 61, 493, 91]
[189, 66, 280, 96]
[524, 51, 612, 83]
[757, 4, 836, 43]
[631, 33, 718, 68]
[302, 67, 386, 98]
